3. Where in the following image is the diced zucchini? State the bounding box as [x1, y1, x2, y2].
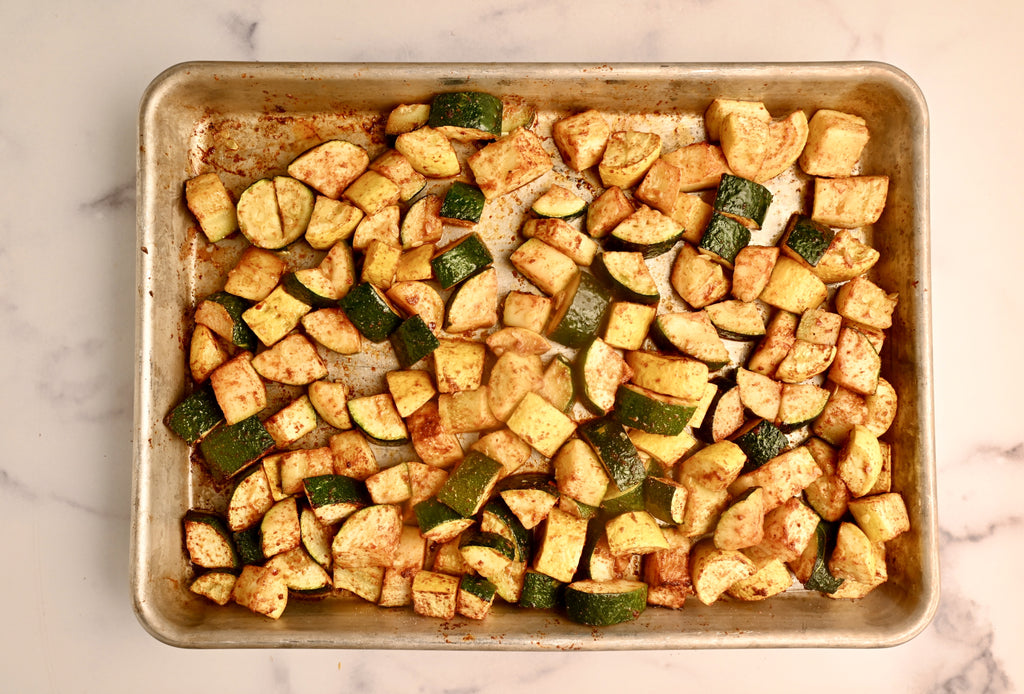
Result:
[532, 185, 587, 219]
[189, 324, 227, 383]
[195, 291, 258, 352]
[613, 384, 695, 436]
[731, 418, 787, 473]
[487, 351, 544, 422]
[190, 571, 237, 606]
[651, 312, 730, 371]
[433, 338, 486, 394]
[467, 126, 553, 200]
[198, 415, 276, 482]
[395, 244, 436, 282]
[546, 271, 611, 349]
[719, 112, 770, 181]
[587, 186, 634, 239]
[304, 474, 370, 526]
[759, 256, 828, 315]
[812, 175, 889, 228]
[428, 91, 503, 141]
[387, 281, 445, 335]
[385, 104, 431, 136]
[625, 351, 707, 402]
[303, 196, 363, 250]
[755, 109, 810, 183]
[391, 315, 441, 368]
[471, 429, 532, 478]
[266, 546, 332, 594]
[337, 282, 402, 342]
[458, 574, 497, 620]
[607, 206, 683, 259]
[689, 539, 756, 605]
[669, 244, 730, 309]
[481, 496, 533, 561]
[731, 245, 779, 303]
[251, 333, 327, 386]
[351, 205, 401, 250]
[698, 212, 751, 267]
[603, 301, 657, 351]
[506, 392, 577, 458]
[260, 496, 301, 559]
[777, 382, 830, 431]
[501, 95, 537, 134]
[302, 308, 361, 355]
[185, 172, 237, 243]
[810, 229, 880, 284]
[705, 299, 766, 341]
[834, 276, 898, 330]
[592, 251, 659, 305]
[735, 367, 782, 421]
[394, 126, 461, 178]
[799, 109, 870, 177]
[553, 109, 611, 171]
[332, 504, 403, 568]
[565, 579, 648, 626]
[774, 339, 837, 383]
[414, 498, 474, 543]
[360, 239, 402, 290]
[575, 337, 633, 415]
[643, 476, 689, 525]
[498, 473, 560, 530]
[848, 492, 910, 544]
[747, 309, 798, 376]
[347, 393, 409, 446]
[411, 570, 460, 619]
[605, 511, 668, 556]
[533, 507, 589, 584]
[520, 569, 565, 609]
[828, 326, 881, 395]
[437, 451, 505, 517]
[166, 383, 224, 444]
[537, 354, 575, 412]
[440, 181, 486, 227]
[800, 520, 845, 594]
[369, 149, 428, 202]
[677, 440, 746, 491]
[662, 142, 734, 191]
[781, 215, 835, 267]
[578, 416, 646, 492]
[430, 232, 494, 289]
[183, 510, 238, 570]
[445, 267, 499, 333]
[728, 445, 822, 511]
[287, 139, 369, 199]
[713, 174, 773, 229]
[599, 131, 661, 189]
[509, 238, 579, 296]
[307, 380, 352, 430]
[242, 285, 312, 347]
[713, 487, 765, 551]
[233, 564, 288, 619]
[227, 464, 275, 532]
[627, 427, 698, 468]
[523, 218, 599, 266]
[502, 291, 552, 333]
[365, 463, 412, 506]
[694, 382, 745, 444]
[635, 158, 682, 216]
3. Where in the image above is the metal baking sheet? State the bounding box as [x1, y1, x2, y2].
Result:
[132, 61, 937, 649]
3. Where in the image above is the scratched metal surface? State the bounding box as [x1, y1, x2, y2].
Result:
[132, 61, 936, 648]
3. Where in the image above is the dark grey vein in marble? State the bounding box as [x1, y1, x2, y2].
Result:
[0, 466, 125, 520]
[931, 592, 1012, 693]
[223, 12, 259, 57]
[79, 180, 134, 212]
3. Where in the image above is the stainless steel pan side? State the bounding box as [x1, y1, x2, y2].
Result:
[132, 61, 936, 649]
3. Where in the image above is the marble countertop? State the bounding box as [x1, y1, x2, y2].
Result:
[3, 0, 1021, 691]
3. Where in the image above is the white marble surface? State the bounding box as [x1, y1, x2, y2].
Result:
[2, 0, 1022, 691]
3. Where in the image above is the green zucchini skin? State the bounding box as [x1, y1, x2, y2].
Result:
[547, 272, 611, 349]
[337, 282, 402, 342]
[643, 476, 688, 525]
[714, 173, 773, 228]
[303, 474, 370, 508]
[612, 384, 695, 436]
[783, 214, 835, 266]
[198, 415, 277, 482]
[591, 252, 660, 305]
[481, 497, 533, 561]
[436, 451, 504, 517]
[440, 181, 487, 226]
[459, 573, 498, 602]
[804, 520, 845, 594]
[205, 291, 258, 351]
[428, 91, 503, 139]
[731, 419, 788, 472]
[430, 233, 494, 289]
[578, 417, 646, 491]
[391, 314, 441, 368]
[281, 271, 336, 309]
[564, 580, 648, 626]
[232, 525, 265, 566]
[166, 383, 224, 444]
[519, 569, 565, 609]
[698, 212, 751, 266]
[458, 529, 516, 561]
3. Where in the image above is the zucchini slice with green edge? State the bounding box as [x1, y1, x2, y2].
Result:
[303, 474, 370, 525]
[445, 267, 499, 333]
[519, 569, 565, 609]
[497, 473, 560, 530]
[481, 497, 533, 561]
[777, 382, 830, 431]
[731, 418, 788, 472]
[565, 579, 648, 626]
[643, 476, 689, 525]
[413, 498, 475, 543]
[547, 271, 611, 349]
[338, 282, 402, 342]
[183, 510, 239, 570]
[232, 525, 265, 566]
[531, 185, 587, 219]
[613, 383, 695, 436]
[430, 232, 494, 289]
[501, 96, 537, 135]
[803, 520, 845, 594]
[650, 312, 731, 371]
[705, 299, 766, 341]
[195, 291, 257, 352]
[607, 206, 684, 258]
[698, 211, 751, 267]
[458, 530, 516, 578]
[428, 91, 503, 141]
[591, 251, 660, 305]
[600, 479, 646, 516]
[347, 393, 409, 446]
[391, 314, 441, 368]
[281, 268, 339, 308]
[575, 337, 631, 415]
[538, 354, 575, 412]
[436, 451, 505, 517]
[166, 383, 224, 444]
[440, 181, 487, 227]
[695, 381, 746, 444]
[198, 415, 277, 482]
[713, 173, 773, 229]
[579, 416, 647, 491]
[781, 214, 835, 267]
[458, 574, 498, 620]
